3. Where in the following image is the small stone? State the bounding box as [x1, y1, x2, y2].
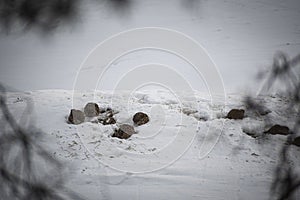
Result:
[258, 108, 271, 116]
[84, 102, 100, 117]
[68, 109, 85, 125]
[242, 129, 258, 138]
[264, 125, 289, 135]
[133, 112, 150, 126]
[226, 109, 245, 120]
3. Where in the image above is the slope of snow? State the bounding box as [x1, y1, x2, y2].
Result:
[3, 90, 300, 199]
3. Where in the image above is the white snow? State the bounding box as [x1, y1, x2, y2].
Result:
[3, 90, 300, 199]
[1, 0, 300, 199]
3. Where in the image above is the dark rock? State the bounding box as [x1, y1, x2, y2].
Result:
[251, 153, 259, 156]
[84, 102, 100, 117]
[242, 129, 258, 138]
[291, 136, 300, 147]
[226, 109, 245, 120]
[133, 112, 149, 126]
[68, 109, 85, 125]
[264, 125, 289, 135]
[112, 124, 135, 139]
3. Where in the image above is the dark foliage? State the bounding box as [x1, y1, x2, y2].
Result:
[0, 0, 79, 33]
[0, 0, 131, 34]
[244, 52, 300, 200]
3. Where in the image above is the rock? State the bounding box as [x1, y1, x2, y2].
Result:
[251, 153, 259, 156]
[99, 117, 116, 125]
[242, 129, 258, 138]
[258, 108, 271, 116]
[133, 112, 149, 126]
[264, 124, 289, 135]
[291, 136, 300, 147]
[68, 109, 85, 125]
[226, 109, 245, 120]
[112, 124, 135, 139]
[181, 107, 198, 116]
[84, 102, 100, 117]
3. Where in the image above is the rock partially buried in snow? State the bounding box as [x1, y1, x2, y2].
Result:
[242, 129, 258, 138]
[68, 109, 85, 125]
[226, 109, 245, 120]
[84, 102, 100, 117]
[133, 112, 149, 126]
[112, 124, 136, 139]
[264, 125, 289, 135]
[291, 136, 300, 147]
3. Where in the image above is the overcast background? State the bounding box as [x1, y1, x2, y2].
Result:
[0, 0, 299, 93]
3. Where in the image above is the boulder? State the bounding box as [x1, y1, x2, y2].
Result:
[264, 124, 289, 135]
[68, 109, 85, 125]
[226, 109, 245, 120]
[133, 112, 149, 126]
[84, 102, 100, 117]
[112, 124, 135, 139]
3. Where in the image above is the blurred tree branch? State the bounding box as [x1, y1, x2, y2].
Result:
[0, 0, 132, 34]
[0, 84, 84, 200]
[244, 52, 300, 200]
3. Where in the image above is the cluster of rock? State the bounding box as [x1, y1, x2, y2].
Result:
[112, 112, 150, 139]
[68, 103, 299, 145]
[68, 102, 116, 125]
[68, 104, 150, 140]
[226, 108, 299, 147]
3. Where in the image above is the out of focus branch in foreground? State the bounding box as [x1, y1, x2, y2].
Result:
[244, 52, 300, 200]
[0, 84, 83, 200]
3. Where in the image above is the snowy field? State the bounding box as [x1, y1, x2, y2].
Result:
[3, 89, 300, 199]
[1, 0, 300, 199]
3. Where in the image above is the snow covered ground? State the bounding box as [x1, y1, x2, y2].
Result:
[3, 89, 300, 199]
[1, 0, 300, 199]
